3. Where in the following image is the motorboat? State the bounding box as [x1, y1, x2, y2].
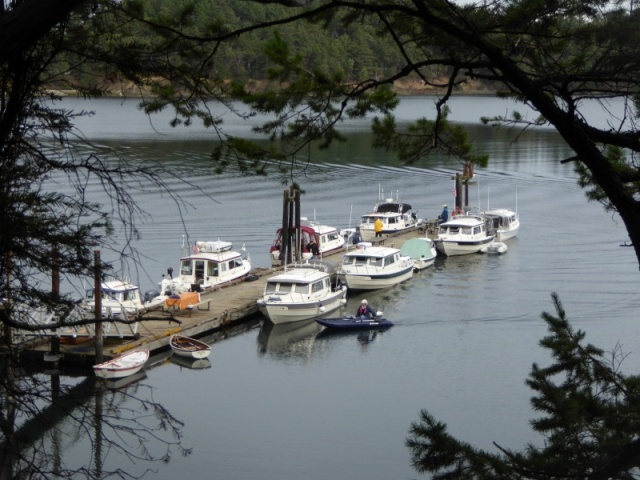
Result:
[257, 264, 348, 324]
[55, 279, 165, 339]
[482, 208, 520, 242]
[316, 315, 393, 330]
[359, 195, 422, 241]
[160, 240, 251, 295]
[170, 334, 212, 359]
[399, 237, 437, 271]
[269, 218, 345, 266]
[93, 349, 149, 379]
[339, 244, 414, 290]
[435, 214, 495, 256]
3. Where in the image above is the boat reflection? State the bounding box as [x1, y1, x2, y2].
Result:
[257, 318, 323, 359]
[170, 355, 212, 370]
[103, 370, 147, 390]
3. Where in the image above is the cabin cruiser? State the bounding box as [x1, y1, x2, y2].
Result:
[339, 243, 414, 290]
[269, 219, 345, 266]
[482, 208, 520, 242]
[399, 237, 437, 271]
[435, 214, 495, 256]
[257, 264, 347, 324]
[359, 197, 421, 241]
[160, 240, 251, 295]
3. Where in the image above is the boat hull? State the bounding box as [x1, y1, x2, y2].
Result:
[316, 316, 394, 330]
[341, 264, 414, 290]
[259, 288, 347, 324]
[93, 350, 149, 379]
[170, 335, 212, 359]
[436, 236, 495, 256]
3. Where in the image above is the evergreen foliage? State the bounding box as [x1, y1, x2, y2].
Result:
[407, 293, 640, 479]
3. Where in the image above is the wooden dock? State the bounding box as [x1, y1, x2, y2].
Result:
[24, 226, 435, 366]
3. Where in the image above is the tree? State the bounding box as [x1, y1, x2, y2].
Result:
[407, 293, 640, 479]
[3, 0, 640, 478]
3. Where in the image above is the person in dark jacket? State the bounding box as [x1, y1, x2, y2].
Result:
[355, 299, 377, 318]
[438, 204, 449, 223]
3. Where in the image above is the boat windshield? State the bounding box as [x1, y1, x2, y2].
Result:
[344, 256, 369, 265]
[180, 260, 192, 275]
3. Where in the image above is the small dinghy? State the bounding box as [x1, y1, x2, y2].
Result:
[170, 334, 212, 359]
[480, 242, 508, 254]
[315, 315, 394, 330]
[93, 349, 149, 379]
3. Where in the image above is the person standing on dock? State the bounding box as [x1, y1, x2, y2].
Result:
[438, 204, 449, 223]
[374, 217, 383, 237]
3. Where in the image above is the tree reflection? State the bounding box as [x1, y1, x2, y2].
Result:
[0, 350, 189, 480]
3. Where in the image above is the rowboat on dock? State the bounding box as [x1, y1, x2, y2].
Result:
[169, 334, 212, 359]
[93, 349, 149, 379]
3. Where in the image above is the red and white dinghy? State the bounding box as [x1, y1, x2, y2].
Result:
[93, 349, 149, 379]
[170, 334, 212, 359]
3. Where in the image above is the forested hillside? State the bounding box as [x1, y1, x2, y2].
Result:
[54, 0, 484, 95]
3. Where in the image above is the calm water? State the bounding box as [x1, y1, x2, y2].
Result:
[40, 96, 640, 479]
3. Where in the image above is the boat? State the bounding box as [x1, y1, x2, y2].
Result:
[434, 214, 495, 256]
[480, 242, 508, 254]
[316, 315, 394, 330]
[399, 237, 437, 271]
[257, 264, 348, 324]
[269, 218, 345, 266]
[160, 239, 251, 295]
[339, 244, 414, 290]
[482, 208, 520, 241]
[53, 279, 165, 339]
[358, 191, 422, 241]
[93, 349, 149, 379]
[170, 334, 212, 359]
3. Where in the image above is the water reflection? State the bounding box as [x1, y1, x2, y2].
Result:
[171, 356, 212, 370]
[257, 319, 323, 359]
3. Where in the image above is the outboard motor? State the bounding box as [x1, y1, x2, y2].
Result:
[144, 289, 161, 303]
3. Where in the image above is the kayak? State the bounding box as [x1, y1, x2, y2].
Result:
[315, 315, 393, 330]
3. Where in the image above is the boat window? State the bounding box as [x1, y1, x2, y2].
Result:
[372, 257, 383, 267]
[230, 258, 243, 269]
[180, 260, 192, 276]
[85, 288, 95, 299]
[208, 262, 219, 277]
[388, 217, 396, 224]
[385, 256, 396, 266]
[265, 282, 277, 293]
[324, 278, 330, 289]
[361, 216, 374, 224]
[327, 232, 339, 241]
[220, 263, 227, 272]
[449, 227, 460, 234]
[194, 261, 205, 280]
[354, 256, 368, 265]
[278, 282, 294, 293]
[311, 281, 324, 293]
[123, 290, 135, 302]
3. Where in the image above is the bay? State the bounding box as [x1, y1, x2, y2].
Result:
[44, 96, 640, 479]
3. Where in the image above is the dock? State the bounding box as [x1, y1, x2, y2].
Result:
[21, 226, 435, 367]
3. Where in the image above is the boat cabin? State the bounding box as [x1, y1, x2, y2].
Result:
[269, 221, 344, 265]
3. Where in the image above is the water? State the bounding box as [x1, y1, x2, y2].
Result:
[37, 96, 640, 479]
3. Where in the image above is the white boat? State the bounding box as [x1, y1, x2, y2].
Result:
[399, 237, 437, 271]
[480, 242, 508, 254]
[54, 279, 165, 339]
[160, 240, 251, 295]
[269, 219, 345, 266]
[93, 349, 149, 379]
[257, 265, 347, 324]
[482, 208, 519, 241]
[170, 334, 212, 359]
[435, 214, 495, 256]
[339, 244, 414, 290]
[359, 192, 421, 242]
